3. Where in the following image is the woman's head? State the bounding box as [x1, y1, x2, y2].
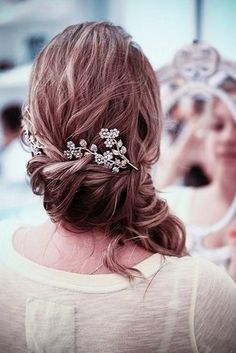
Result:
[25, 22, 161, 165]
[23, 22, 186, 278]
[206, 78, 236, 172]
[206, 97, 236, 172]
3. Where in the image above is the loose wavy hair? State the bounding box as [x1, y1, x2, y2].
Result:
[23, 22, 186, 279]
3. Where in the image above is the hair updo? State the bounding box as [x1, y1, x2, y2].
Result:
[23, 22, 186, 279]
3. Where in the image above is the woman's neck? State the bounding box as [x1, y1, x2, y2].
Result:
[211, 170, 236, 204]
[13, 219, 154, 274]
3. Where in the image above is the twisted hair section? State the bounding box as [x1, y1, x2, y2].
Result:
[24, 22, 186, 280]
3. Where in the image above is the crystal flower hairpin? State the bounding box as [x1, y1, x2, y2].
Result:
[23, 124, 138, 173]
[64, 128, 138, 173]
[22, 121, 44, 156]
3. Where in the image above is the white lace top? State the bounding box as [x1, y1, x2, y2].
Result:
[0, 220, 235, 353]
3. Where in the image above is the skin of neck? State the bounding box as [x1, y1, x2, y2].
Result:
[210, 167, 236, 204]
[20, 219, 151, 273]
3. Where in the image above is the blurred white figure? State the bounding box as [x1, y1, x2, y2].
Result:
[0, 103, 29, 183]
[0, 103, 46, 223]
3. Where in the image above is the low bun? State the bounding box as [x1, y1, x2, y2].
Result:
[28, 155, 186, 279]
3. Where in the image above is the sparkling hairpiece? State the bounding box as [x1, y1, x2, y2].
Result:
[23, 124, 138, 173]
[64, 128, 138, 173]
[22, 123, 44, 156]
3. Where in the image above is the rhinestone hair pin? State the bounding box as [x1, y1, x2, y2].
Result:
[22, 123, 44, 156]
[64, 128, 138, 173]
[23, 124, 138, 173]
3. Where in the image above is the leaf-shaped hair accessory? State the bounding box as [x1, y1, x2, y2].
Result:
[63, 128, 138, 173]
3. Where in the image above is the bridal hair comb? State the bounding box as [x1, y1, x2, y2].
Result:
[64, 128, 138, 173]
[22, 106, 44, 156]
[22, 123, 44, 156]
[23, 124, 138, 173]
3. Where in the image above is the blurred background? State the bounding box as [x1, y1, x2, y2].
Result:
[0, 0, 235, 223]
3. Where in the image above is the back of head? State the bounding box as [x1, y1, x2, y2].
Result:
[23, 22, 186, 278]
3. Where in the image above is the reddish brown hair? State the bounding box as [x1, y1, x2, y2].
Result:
[23, 22, 186, 279]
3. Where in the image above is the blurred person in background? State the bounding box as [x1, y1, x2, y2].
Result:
[164, 76, 236, 281]
[156, 95, 211, 189]
[0, 103, 45, 222]
[0, 59, 14, 72]
[0, 103, 29, 183]
[0, 22, 235, 353]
